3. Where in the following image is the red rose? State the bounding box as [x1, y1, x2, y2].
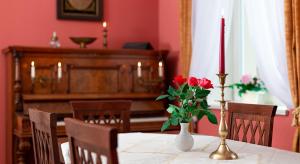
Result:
[173, 75, 186, 85]
[198, 78, 214, 89]
[188, 76, 198, 86]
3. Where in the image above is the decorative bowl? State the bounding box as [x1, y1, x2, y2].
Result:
[70, 37, 97, 48]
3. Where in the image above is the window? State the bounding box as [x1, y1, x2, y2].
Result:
[229, 0, 287, 110]
[190, 0, 292, 114]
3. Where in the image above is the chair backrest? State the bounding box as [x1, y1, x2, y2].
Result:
[64, 118, 119, 164]
[29, 109, 60, 164]
[227, 102, 277, 146]
[71, 100, 131, 132]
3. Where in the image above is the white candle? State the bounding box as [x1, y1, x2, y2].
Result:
[102, 21, 107, 28]
[30, 61, 35, 79]
[53, 31, 57, 38]
[158, 61, 163, 77]
[58, 62, 62, 80]
[137, 62, 142, 77]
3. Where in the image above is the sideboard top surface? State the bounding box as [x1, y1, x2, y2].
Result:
[2, 46, 168, 57]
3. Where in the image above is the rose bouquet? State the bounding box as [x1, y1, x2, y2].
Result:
[230, 74, 267, 97]
[156, 75, 218, 131]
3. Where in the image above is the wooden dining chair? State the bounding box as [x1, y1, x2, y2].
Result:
[65, 118, 119, 164]
[29, 109, 60, 164]
[71, 100, 131, 132]
[227, 102, 277, 146]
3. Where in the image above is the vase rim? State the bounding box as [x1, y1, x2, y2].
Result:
[179, 122, 190, 125]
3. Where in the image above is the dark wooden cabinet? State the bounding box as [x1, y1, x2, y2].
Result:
[3, 46, 173, 164]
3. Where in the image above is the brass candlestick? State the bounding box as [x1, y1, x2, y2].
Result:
[137, 74, 163, 93]
[30, 78, 35, 93]
[103, 29, 108, 48]
[209, 73, 238, 160]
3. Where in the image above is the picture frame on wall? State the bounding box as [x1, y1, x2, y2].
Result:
[57, 0, 103, 21]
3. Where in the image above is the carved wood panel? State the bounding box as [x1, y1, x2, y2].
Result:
[68, 65, 120, 93]
[231, 114, 266, 145]
[227, 102, 277, 147]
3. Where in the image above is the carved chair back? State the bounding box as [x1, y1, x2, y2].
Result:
[227, 102, 277, 146]
[65, 118, 119, 164]
[71, 100, 131, 132]
[29, 109, 60, 164]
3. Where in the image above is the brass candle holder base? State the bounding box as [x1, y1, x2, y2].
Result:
[209, 73, 238, 160]
[209, 143, 238, 160]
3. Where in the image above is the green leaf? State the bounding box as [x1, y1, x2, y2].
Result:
[197, 110, 205, 120]
[191, 108, 200, 116]
[179, 107, 186, 116]
[168, 96, 176, 101]
[180, 83, 189, 92]
[156, 95, 169, 101]
[167, 104, 180, 114]
[195, 89, 211, 98]
[167, 105, 176, 113]
[170, 104, 179, 109]
[167, 86, 177, 96]
[161, 120, 171, 131]
[182, 99, 189, 105]
[170, 116, 179, 126]
[228, 85, 234, 89]
[179, 92, 188, 99]
[200, 100, 208, 109]
[206, 111, 218, 124]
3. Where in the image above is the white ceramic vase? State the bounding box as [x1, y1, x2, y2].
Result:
[175, 123, 194, 152]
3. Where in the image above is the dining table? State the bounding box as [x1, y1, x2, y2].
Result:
[61, 132, 300, 164]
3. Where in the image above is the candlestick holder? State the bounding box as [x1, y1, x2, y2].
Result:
[209, 73, 238, 160]
[30, 76, 53, 93]
[136, 65, 164, 92]
[137, 76, 164, 93]
[29, 65, 58, 93]
[103, 29, 108, 48]
[30, 78, 35, 93]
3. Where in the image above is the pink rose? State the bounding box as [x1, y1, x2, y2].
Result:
[241, 74, 251, 84]
[188, 77, 198, 86]
[198, 78, 214, 89]
[173, 75, 187, 86]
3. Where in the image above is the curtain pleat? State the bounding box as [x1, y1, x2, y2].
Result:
[179, 0, 192, 77]
[284, 0, 300, 153]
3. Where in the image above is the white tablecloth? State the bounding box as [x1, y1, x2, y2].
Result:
[61, 133, 300, 164]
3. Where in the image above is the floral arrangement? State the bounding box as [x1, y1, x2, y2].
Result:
[156, 75, 218, 131]
[230, 74, 267, 97]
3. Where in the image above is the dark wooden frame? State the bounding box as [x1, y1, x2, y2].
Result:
[71, 100, 131, 132]
[28, 109, 60, 164]
[57, 0, 103, 21]
[227, 102, 277, 146]
[65, 118, 119, 164]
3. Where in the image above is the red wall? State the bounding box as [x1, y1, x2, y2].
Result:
[0, 0, 158, 49]
[198, 109, 296, 151]
[158, 0, 180, 78]
[0, 0, 159, 163]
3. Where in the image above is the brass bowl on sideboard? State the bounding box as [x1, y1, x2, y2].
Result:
[70, 37, 97, 48]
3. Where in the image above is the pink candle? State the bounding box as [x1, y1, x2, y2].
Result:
[219, 16, 225, 74]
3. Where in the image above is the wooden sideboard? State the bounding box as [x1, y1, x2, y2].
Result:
[3, 46, 173, 164]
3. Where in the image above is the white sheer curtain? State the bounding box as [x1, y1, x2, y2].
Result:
[190, 0, 235, 104]
[243, 0, 293, 107]
[191, 0, 293, 107]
